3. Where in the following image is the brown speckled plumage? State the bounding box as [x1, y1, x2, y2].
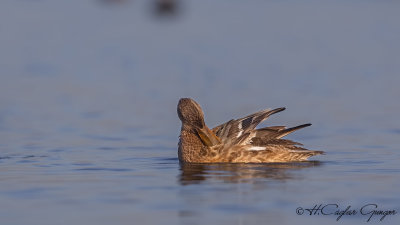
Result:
[177, 98, 324, 163]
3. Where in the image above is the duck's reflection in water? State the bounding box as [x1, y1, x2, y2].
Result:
[179, 161, 321, 185]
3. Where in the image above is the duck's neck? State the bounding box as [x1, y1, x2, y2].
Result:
[178, 126, 206, 163]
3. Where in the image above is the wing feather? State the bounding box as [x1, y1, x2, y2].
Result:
[212, 107, 285, 144]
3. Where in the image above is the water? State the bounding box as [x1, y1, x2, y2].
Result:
[1, 0, 399, 224]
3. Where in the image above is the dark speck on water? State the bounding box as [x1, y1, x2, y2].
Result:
[1, 0, 399, 225]
[154, 0, 179, 17]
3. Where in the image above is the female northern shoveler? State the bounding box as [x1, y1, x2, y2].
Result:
[177, 98, 324, 163]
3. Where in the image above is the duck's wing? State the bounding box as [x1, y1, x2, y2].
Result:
[212, 107, 285, 145]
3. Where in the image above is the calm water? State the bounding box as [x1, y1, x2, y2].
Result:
[1, 1, 399, 224]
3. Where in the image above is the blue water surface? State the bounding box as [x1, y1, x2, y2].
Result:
[0, 0, 399, 224]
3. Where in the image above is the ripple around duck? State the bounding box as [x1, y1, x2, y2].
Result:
[97, 147, 121, 151]
[161, 157, 179, 161]
[75, 167, 133, 172]
[388, 129, 400, 134]
[4, 187, 58, 199]
[178, 161, 324, 185]
[83, 134, 128, 142]
[156, 157, 179, 164]
[0, 156, 12, 160]
[17, 160, 38, 164]
[153, 157, 179, 162]
[0, 154, 48, 162]
[126, 146, 175, 151]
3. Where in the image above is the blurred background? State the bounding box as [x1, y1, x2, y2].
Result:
[0, 1, 399, 225]
[1, 0, 400, 150]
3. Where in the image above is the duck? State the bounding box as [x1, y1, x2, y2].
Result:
[177, 98, 324, 163]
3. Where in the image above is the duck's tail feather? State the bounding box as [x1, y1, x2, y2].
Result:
[288, 149, 325, 160]
[253, 123, 312, 140]
[276, 123, 312, 139]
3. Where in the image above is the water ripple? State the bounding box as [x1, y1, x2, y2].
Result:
[75, 167, 133, 172]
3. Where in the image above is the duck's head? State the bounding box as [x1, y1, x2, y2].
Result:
[177, 98, 205, 128]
